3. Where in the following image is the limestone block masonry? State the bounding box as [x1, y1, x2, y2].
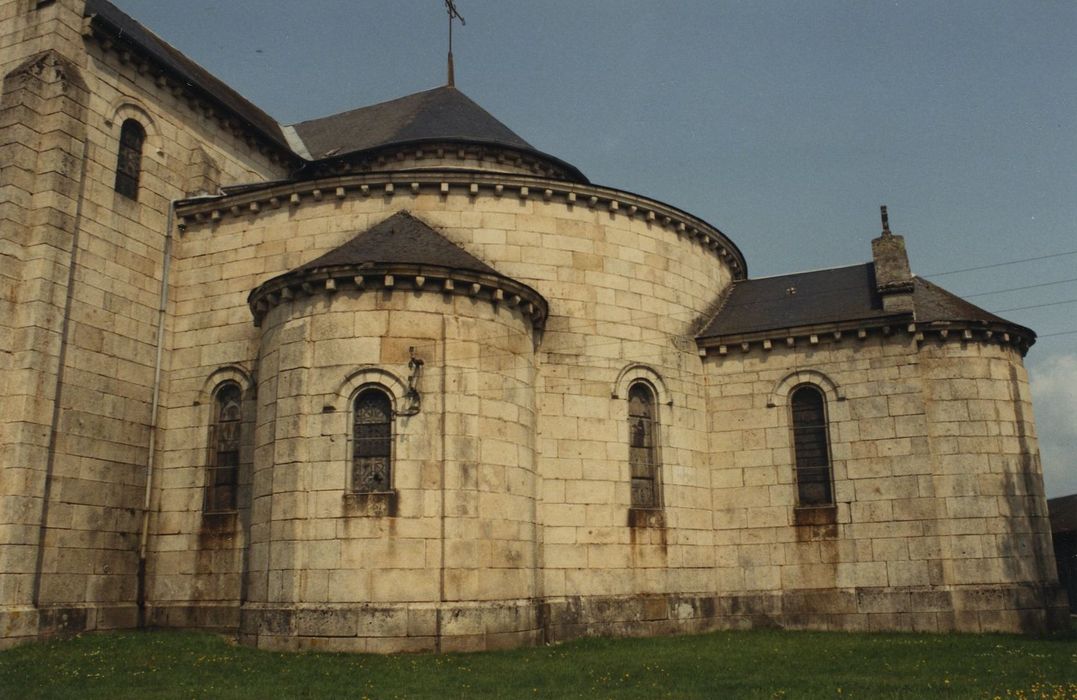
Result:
[0, 0, 1066, 652]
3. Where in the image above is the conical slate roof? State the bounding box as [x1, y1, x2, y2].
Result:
[291, 86, 534, 160]
[296, 211, 499, 275]
[248, 211, 549, 329]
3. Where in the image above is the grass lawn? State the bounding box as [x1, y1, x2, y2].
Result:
[1, 628, 1075, 699]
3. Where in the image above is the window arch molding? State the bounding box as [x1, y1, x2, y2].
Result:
[105, 99, 161, 147]
[612, 363, 671, 406]
[197, 364, 254, 406]
[106, 101, 161, 201]
[767, 369, 844, 408]
[330, 366, 408, 413]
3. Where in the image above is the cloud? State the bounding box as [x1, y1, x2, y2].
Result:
[1029, 352, 1077, 498]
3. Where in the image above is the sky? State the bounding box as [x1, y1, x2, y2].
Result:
[110, 0, 1077, 496]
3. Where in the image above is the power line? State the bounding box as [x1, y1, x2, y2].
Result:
[922, 249, 1077, 278]
[992, 298, 1077, 314]
[1037, 329, 1077, 339]
[963, 277, 1077, 299]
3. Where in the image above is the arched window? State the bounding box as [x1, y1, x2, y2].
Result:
[115, 119, 145, 200]
[790, 385, 833, 506]
[353, 388, 393, 493]
[205, 382, 242, 513]
[628, 382, 659, 508]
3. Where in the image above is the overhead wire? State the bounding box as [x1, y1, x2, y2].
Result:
[962, 277, 1077, 299]
[920, 248, 1077, 277]
[992, 298, 1077, 314]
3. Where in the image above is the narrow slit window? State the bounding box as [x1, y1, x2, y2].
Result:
[205, 382, 241, 513]
[115, 119, 145, 200]
[353, 389, 393, 492]
[791, 385, 833, 506]
[628, 382, 659, 508]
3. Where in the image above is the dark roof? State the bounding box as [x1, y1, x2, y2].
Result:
[698, 263, 1033, 340]
[296, 211, 499, 276]
[1049, 495, 1077, 533]
[84, 0, 292, 155]
[700, 264, 890, 338]
[292, 86, 534, 159]
[910, 276, 1013, 326]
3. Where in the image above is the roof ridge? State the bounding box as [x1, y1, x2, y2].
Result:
[746, 261, 871, 281]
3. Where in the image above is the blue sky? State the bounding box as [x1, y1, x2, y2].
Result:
[112, 0, 1077, 496]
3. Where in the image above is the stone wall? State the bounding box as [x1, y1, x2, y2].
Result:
[701, 331, 1064, 632]
[0, 1, 288, 647]
[1, 1, 1064, 653]
[163, 179, 737, 651]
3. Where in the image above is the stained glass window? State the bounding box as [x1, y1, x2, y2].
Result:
[354, 389, 392, 492]
[791, 385, 833, 506]
[628, 383, 659, 508]
[205, 382, 241, 513]
[115, 119, 144, 200]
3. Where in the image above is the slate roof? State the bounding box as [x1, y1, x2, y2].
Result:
[84, 3, 585, 181]
[1049, 495, 1077, 534]
[292, 86, 534, 159]
[84, 0, 292, 154]
[295, 211, 500, 276]
[698, 262, 1031, 340]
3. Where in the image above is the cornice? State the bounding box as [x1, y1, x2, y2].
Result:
[299, 139, 588, 185]
[82, 16, 300, 168]
[696, 317, 1035, 358]
[247, 261, 549, 332]
[175, 171, 748, 279]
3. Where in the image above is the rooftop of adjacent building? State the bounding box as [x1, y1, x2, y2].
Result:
[1049, 494, 1077, 534]
[696, 263, 1028, 340]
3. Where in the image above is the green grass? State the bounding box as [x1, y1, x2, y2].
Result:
[1, 629, 1075, 699]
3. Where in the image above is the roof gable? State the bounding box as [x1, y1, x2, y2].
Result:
[296, 210, 499, 275]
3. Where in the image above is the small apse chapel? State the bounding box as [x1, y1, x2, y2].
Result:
[0, 1, 1066, 652]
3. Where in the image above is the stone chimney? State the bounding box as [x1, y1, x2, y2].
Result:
[871, 206, 915, 314]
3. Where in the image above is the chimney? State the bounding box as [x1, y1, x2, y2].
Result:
[871, 206, 914, 314]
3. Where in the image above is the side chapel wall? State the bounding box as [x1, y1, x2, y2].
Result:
[703, 333, 1062, 632]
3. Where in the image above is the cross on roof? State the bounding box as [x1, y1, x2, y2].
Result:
[445, 0, 466, 86]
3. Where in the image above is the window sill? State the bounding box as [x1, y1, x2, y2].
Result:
[343, 490, 397, 517]
[793, 505, 837, 526]
[628, 507, 666, 528]
[793, 504, 837, 540]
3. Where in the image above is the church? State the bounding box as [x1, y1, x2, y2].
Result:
[0, 0, 1066, 652]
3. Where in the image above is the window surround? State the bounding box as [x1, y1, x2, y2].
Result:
[768, 370, 842, 535]
[204, 381, 242, 514]
[331, 367, 409, 518]
[352, 386, 394, 494]
[196, 366, 253, 520]
[114, 118, 145, 200]
[613, 364, 668, 527]
[789, 384, 834, 508]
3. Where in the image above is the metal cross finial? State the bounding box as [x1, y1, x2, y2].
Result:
[445, 0, 466, 86]
[880, 205, 891, 235]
